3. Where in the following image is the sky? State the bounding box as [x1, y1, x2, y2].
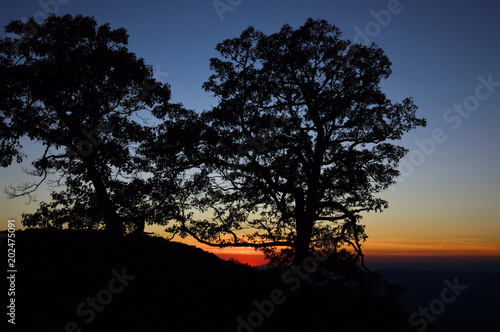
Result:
[1, 0, 499, 266]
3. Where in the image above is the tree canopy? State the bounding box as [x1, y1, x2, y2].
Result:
[0, 14, 192, 236]
[173, 18, 426, 264]
[1, 16, 425, 266]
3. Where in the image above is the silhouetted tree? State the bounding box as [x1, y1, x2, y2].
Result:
[0, 14, 185, 236]
[22, 173, 193, 235]
[176, 18, 426, 265]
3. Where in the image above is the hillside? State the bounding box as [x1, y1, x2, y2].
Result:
[6, 229, 411, 331]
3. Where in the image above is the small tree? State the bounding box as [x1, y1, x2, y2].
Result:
[0, 14, 184, 236]
[177, 18, 426, 265]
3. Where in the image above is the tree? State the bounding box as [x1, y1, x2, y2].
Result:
[176, 18, 426, 265]
[0, 14, 185, 236]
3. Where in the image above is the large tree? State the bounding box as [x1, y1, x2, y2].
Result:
[0, 14, 186, 236]
[175, 18, 426, 265]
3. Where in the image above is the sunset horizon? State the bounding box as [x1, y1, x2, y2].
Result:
[166, 231, 500, 267]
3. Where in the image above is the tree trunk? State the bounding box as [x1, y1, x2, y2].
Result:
[84, 159, 123, 236]
[133, 219, 145, 235]
[294, 216, 313, 265]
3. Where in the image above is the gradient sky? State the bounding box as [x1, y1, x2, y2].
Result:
[1, 0, 499, 265]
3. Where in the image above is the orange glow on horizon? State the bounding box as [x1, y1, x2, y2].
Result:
[204, 247, 269, 266]
[146, 225, 500, 266]
[363, 238, 500, 256]
[202, 238, 500, 266]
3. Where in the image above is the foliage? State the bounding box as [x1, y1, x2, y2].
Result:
[175, 18, 426, 264]
[2, 15, 426, 268]
[0, 14, 190, 235]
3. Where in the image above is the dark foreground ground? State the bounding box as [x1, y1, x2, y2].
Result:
[3, 229, 496, 331]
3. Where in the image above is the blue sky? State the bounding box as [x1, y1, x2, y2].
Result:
[1, 0, 499, 258]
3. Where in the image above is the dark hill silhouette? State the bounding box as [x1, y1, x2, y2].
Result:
[9, 229, 412, 331]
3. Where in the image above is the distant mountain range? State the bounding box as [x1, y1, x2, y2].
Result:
[367, 262, 500, 273]
[379, 268, 500, 331]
